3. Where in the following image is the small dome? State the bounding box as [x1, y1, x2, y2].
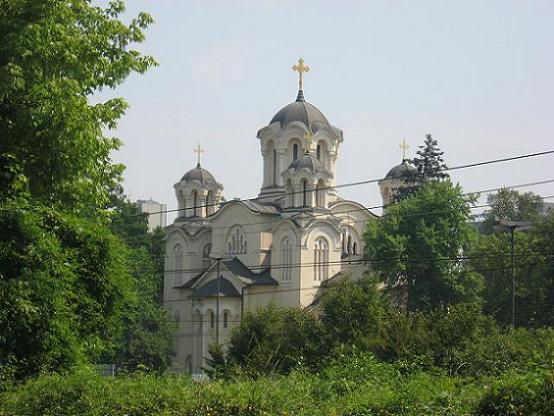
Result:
[180, 163, 219, 185]
[270, 91, 333, 134]
[287, 151, 329, 176]
[384, 160, 415, 180]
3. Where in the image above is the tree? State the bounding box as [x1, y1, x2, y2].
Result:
[222, 305, 326, 376]
[472, 210, 554, 327]
[320, 275, 387, 348]
[481, 188, 543, 234]
[364, 181, 483, 311]
[395, 134, 449, 201]
[0, 0, 155, 380]
[0, 0, 155, 212]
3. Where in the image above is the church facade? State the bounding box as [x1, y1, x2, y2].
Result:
[163, 60, 405, 374]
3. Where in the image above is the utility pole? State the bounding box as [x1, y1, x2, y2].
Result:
[496, 220, 532, 328]
[215, 258, 221, 345]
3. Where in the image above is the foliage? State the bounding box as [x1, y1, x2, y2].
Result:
[0, 202, 133, 381]
[365, 181, 483, 311]
[481, 188, 543, 234]
[471, 210, 554, 327]
[395, 134, 449, 201]
[0, 0, 156, 213]
[320, 275, 388, 348]
[223, 304, 326, 377]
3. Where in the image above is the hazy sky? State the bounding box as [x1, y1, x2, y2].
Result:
[100, 0, 554, 220]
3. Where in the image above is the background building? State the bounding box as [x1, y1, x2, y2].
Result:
[137, 198, 167, 231]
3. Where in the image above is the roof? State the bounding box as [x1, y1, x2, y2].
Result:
[222, 257, 278, 286]
[286, 151, 330, 176]
[180, 163, 220, 186]
[191, 277, 241, 298]
[270, 90, 333, 134]
[384, 160, 415, 180]
[240, 200, 281, 215]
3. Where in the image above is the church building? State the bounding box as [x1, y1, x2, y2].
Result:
[163, 59, 406, 374]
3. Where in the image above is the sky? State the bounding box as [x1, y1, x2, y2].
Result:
[99, 0, 554, 220]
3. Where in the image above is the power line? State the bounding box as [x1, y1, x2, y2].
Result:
[111, 149, 554, 221]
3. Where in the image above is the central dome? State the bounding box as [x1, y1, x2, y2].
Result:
[270, 90, 333, 134]
[180, 164, 218, 185]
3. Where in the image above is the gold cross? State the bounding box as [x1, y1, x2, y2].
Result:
[399, 139, 409, 160]
[303, 131, 313, 150]
[292, 57, 310, 91]
[194, 144, 204, 165]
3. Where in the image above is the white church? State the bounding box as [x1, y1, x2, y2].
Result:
[163, 59, 408, 374]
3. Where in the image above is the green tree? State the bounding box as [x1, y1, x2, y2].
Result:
[223, 305, 326, 376]
[0, 0, 155, 212]
[481, 188, 543, 234]
[320, 275, 387, 348]
[365, 181, 483, 311]
[395, 134, 449, 201]
[472, 211, 554, 327]
[0, 0, 155, 380]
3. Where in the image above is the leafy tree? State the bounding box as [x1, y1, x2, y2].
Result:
[320, 275, 387, 348]
[108, 198, 174, 373]
[223, 305, 326, 376]
[0, 0, 155, 212]
[481, 188, 543, 234]
[472, 210, 554, 327]
[0, 0, 155, 380]
[395, 134, 449, 201]
[365, 181, 483, 311]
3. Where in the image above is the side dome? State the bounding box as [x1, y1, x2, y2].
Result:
[384, 161, 415, 180]
[181, 163, 219, 185]
[270, 91, 333, 134]
[286, 151, 330, 177]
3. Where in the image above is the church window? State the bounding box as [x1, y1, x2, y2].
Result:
[208, 310, 215, 330]
[316, 180, 325, 207]
[281, 237, 292, 281]
[317, 143, 321, 160]
[293, 144, 299, 161]
[272, 149, 277, 186]
[347, 235, 352, 254]
[206, 191, 213, 216]
[192, 190, 198, 216]
[314, 237, 329, 281]
[302, 179, 308, 207]
[353, 242, 358, 255]
[223, 311, 229, 328]
[173, 244, 183, 285]
[203, 244, 211, 261]
[174, 310, 181, 322]
[286, 179, 294, 208]
[227, 227, 247, 254]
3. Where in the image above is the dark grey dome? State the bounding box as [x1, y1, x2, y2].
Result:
[385, 161, 415, 180]
[270, 91, 332, 133]
[287, 151, 329, 175]
[181, 163, 218, 185]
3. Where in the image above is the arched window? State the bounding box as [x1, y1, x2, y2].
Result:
[286, 179, 294, 208]
[174, 310, 181, 322]
[293, 143, 299, 161]
[314, 237, 329, 281]
[316, 179, 325, 207]
[192, 190, 198, 216]
[206, 191, 213, 216]
[347, 235, 352, 254]
[317, 143, 321, 160]
[353, 242, 358, 255]
[281, 237, 292, 281]
[184, 355, 192, 373]
[208, 309, 215, 330]
[223, 311, 229, 328]
[203, 244, 211, 261]
[302, 179, 308, 207]
[227, 227, 247, 254]
[173, 244, 183, 285]
[272, 149, 277, 186]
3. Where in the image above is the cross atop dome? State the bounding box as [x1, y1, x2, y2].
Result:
[292, 57, 310, 102]
[194, 144, 204, 167]
[399, 139, 409, 162]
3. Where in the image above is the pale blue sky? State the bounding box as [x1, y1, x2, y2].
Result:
[102, 1, 554, 218]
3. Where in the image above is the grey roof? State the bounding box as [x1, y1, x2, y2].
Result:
[270, 90, 332, 133]
[180, 163, 219, 185]
[222, 257, 278, 286]
[240, 200, 281, 215]
[191, 277, 241, 298]
[287, 151, 330, 176]
[384, 160, 415, 180]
